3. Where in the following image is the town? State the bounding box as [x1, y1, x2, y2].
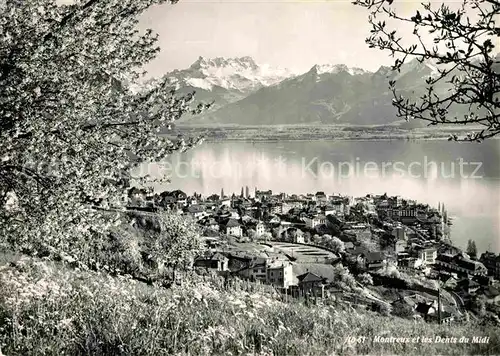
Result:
[127, 186, 500, 324]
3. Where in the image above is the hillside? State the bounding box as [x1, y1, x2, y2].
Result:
[1, 255, 499, 356]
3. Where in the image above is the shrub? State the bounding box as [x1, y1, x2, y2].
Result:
[358, 273, 374, 286]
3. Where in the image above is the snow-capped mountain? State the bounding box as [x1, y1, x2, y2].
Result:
[310, 64, 368, 76]
[192, 58, 461, 126]
[133, 55, 469, 126]
[167, 56, 295, 93]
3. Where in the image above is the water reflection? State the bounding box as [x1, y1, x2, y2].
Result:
[137, 140, 500, 253]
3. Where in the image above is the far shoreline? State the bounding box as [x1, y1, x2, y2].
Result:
[172, 124, 499, 143]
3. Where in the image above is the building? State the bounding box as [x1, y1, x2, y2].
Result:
[255, 189, 272, 201]
[480, 252, 500, 280]
[281, 227, 305, 243]
[266, 262, 294, 288]
[296, 272, 329, 298]
[185, 204, 206, 220]
[304, 215, 326, 229]
[270, 203, 283, 215]
[234, 257, 268, 282]
[315, 192, 328, 202]
[397, 253, 424, 271]
[392, 225, 407, 241]
[199, 217, 219, 231]
[483, 285, 500, 304]
[223, 219, 243, 237]
[282, 200, 304, 214]
[167, 190, 188, 206]
[434, 253, 488, 276]
[193, 252, 229, 271]
[256, 221, 266, 236]
[394, 239, 408, 254]
[456, 278, 481, 295]
[363, 252, 387, 270]
[416, 247, 438, 265]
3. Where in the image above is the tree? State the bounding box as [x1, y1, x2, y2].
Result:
[332, 264, 358, 291]
[247, 228, 257, 241]
[322, 235, 345, 254]
[471, 296, 487, 317]
[304, 231, 312, 243]
[150, 213, 204, 274]
[261, 232, 272, 242]
[466, 239, 478, 259]
[392, 302, 415, 318]
[358, 272, 374, 286]
[0, 0, 210, 260]
[354, 0, 500, 141]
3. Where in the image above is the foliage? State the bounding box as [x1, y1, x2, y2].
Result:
[332, 264, 358, 291]
[354, 0, 500, 140]
[466, 239, 478, 259]
[359, 272, 374, 286]
[148, 213, 204, 272]
[472, 295, 487, 317]
[392, 302, 416, 318]
[247, 228, 257, 241]
[1, 256, 500, 356]
[260, 232, 272, 242]
[320, 234, 346, 254]
[0, 0, 210, 262]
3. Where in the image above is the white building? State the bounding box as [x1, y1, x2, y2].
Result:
[267, 262, 294, 288]
[304, 215, 326, 229]
[224, 219, 242, 237]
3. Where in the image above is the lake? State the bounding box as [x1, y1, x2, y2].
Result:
[138, 139, 500, 253]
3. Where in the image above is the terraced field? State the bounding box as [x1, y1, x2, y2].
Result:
[265, 241, 338, 262]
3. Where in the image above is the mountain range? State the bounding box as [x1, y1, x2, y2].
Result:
[149, 56, 472, 126]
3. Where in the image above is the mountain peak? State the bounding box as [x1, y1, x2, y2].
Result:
[190, 56, 259, 71]
[169, 56, 294, 93]
[309, 64, 368, 76]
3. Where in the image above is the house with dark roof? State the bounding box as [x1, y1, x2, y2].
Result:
[456, 278, 481, 295]
[415, 302, 437, 318]
[167, 190, 187, 206]
[363, 252, 387, 270]
[184, 204, 206, 220]
[222, 219, 242, 237]
[280, 227, 305, 243]
[233, 256, 268, 282]
[480, 251, 500, 280]
[199, 217, 219, 231]
[296, 272, 329, 298]
[315, 191, 328, 202]
[441, 275, 459, 290]
[435, 252, 488, 276]
[194, 252, 229, 271]
[483, 285, 500, 304]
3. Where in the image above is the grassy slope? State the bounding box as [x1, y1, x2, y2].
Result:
[1, 256, 499, 356]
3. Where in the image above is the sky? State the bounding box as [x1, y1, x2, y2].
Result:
[137, 0, 475, 77]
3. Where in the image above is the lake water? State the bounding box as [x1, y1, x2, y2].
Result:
[138, 140, 500, 253]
